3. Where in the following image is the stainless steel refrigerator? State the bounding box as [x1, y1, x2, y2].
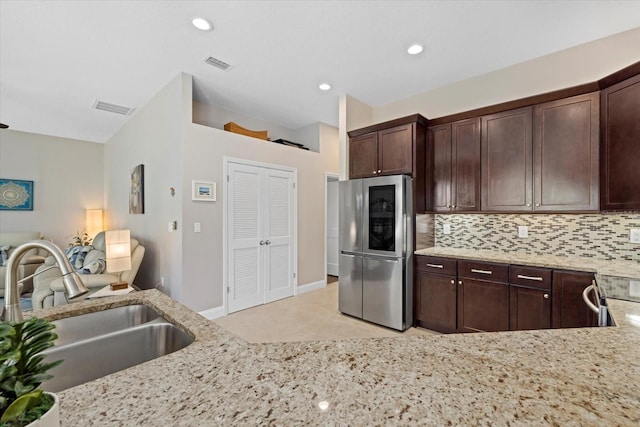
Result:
[338, 175, 413, 331]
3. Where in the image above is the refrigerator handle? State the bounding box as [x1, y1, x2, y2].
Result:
[340, 252, 358, 257]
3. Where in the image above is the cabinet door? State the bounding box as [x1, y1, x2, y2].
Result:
[349, 132, 378, 179]
[600, 74, 640, 210]
[378, 124, 413, 176]
[552, 270, 598, 328]
[428, 124, 452, 212]
[481, 107, 533, 211]
[451, 118, 481, 211]
[415, 272, 457, 333]
[509, 286, 551, 330]
[534, 92, 599, 211]
[457, 278, 510, 332]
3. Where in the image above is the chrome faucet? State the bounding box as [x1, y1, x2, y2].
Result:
[2, 240, 89, 322]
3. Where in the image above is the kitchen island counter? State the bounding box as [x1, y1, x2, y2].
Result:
[31, 286, 640, 425]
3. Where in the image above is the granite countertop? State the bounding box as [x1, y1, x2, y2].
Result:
[30, 281, 640, 425]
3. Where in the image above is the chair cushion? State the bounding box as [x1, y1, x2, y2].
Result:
[80, 249, 106, 274]
[0, 245, 10, 266]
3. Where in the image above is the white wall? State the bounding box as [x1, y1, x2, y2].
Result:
[103, 74, 187, 297]
[0, 129, 103, 246]
[182, 105, 339, 311]
[373, 27, 640, 123]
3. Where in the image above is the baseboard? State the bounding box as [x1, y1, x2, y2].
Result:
[297, 279, 326, 295]
[198, 305, 225, 320]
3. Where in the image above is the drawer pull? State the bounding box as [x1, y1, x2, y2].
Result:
[517, 274, 543, 282]
[471, 269, 492, 275]
[426, 263, 443, 269]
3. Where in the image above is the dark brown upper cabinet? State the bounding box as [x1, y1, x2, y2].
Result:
[600, 73, 640, 210]
[481, 107, 533, 211]
[481, 93, 599, 212]
[533, 92, 599, 211]
[348, 123, 413, 179]
[428, 118, 480, 212]
[348, 115, 428, 212]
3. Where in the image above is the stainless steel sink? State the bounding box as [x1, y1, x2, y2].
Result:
[52, 304, 160, 346]
[42, 305, 193, 392]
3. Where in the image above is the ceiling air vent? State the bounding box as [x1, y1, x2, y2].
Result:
[92, 100, 135, 116]
[204, 56, 231, 70]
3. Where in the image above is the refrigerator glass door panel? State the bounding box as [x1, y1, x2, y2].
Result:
[338, 253, 363, 318]
[362, 255, 405, 330]
[339, 179, 363, 253]
[363, 175, 408, 258]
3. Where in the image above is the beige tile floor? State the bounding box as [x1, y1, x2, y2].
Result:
[213, 280, 438, 343]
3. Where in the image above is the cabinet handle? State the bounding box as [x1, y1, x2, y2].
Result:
[543, 294, 549, 299]
[516, 274, 543, 282]
[458, 280, 462, 285]
[471, 269, 492, 275]
[526, 203, 531, 207]
[372, 170, 377, 174]
[377, 169, 381, 173]
[536, 203, 540, 207]
[265, 240, 271, 245]
[452, 205, 456, 208]
[446, 204, 451, 208]
[260, 240, 265, 245]
[450, 279, 455, 285]
[426, 263, 443, 269]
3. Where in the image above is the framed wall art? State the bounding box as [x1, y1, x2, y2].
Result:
[0, 178, 34, 211]
[129, 164, 145, 214]
[192, 180, 216, 202]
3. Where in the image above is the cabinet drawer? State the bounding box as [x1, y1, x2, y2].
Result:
[509, 265, 552, 290]
[458, 260, 509, 283]
[415, 256, 457, 275]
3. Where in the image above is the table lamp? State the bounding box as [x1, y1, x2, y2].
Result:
[105, 229, 131, 290]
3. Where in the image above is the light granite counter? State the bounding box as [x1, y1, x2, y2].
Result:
[29, 282, 640, 425]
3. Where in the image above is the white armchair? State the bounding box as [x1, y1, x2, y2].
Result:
[0, 232, 47, 296]
[31, 232, 145, 309]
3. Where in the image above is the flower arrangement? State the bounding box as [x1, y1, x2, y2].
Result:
[67, 231, 92, 247]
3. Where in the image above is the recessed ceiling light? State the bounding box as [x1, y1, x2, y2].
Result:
[192, 17, 213, 31]
[319, 83, 331, 91]
[407, 44, 424, 55]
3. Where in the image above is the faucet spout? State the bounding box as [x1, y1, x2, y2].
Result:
[2, 240, 89, 323]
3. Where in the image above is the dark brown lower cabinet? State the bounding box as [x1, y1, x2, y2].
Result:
[457, 260, 510, 333]
[415, 271, 457, 333]
[552, 270, 598, 328]
[510, 286, 551, 330]
[414, 255, 457, 333]
[457, 278, 510, 332]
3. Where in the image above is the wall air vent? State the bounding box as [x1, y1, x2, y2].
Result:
[92, 100, 135, 116]
[204, 56, 231, 70]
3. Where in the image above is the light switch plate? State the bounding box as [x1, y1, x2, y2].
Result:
[630, 229, 640, 243]
[518, 226, 528, 238]
[443, 224, 451, 235]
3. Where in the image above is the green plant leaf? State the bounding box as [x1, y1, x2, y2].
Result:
[0, 390, 42, 422]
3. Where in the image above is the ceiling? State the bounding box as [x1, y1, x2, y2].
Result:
[1, 1, 640, 143]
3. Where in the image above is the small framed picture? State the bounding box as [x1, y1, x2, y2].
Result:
[192, 180, 216, 202]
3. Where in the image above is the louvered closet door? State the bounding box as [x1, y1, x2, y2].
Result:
[228, 163, 264, 313]
[227, 161, 296, 313]
[264, 169, 295, 303]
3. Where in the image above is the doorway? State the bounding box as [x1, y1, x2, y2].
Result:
[224, 158, 297, 314]
[326, 174, 339, 280]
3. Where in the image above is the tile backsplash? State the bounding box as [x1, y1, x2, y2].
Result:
[433, 213, 640, 262]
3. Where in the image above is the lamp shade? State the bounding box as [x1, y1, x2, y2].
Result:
[105, 229, 131, 273]
[85, 209, 104, 238]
